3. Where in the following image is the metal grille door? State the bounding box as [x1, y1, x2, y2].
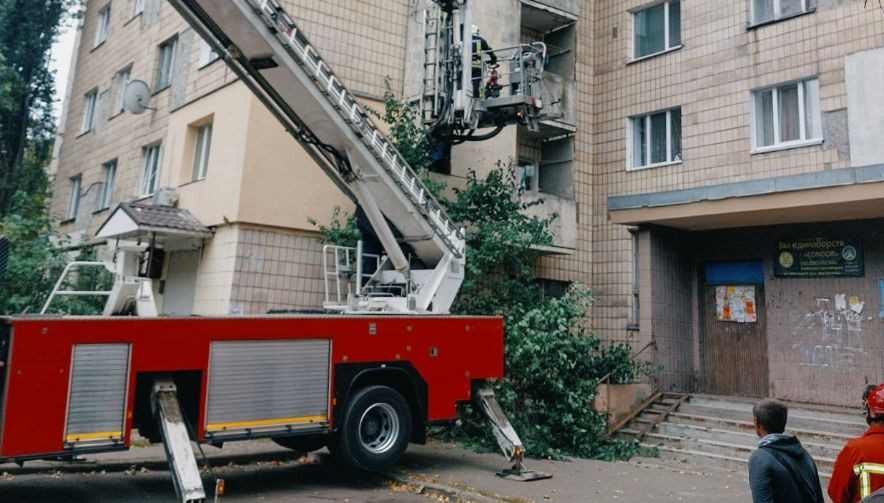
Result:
[65, 344, 130, 447]
[205, 340, 330, 439]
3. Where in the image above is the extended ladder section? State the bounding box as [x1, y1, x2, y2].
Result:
[152, 378, 207, 503]
[168, 0, 465, 313]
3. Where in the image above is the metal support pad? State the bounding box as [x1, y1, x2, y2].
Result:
[152, 377, 207, 503]
[472, 382, 552, 482]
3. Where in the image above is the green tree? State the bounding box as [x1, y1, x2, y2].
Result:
[0, 0, 77, 216]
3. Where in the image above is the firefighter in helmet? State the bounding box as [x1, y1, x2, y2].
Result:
[828, 384, 884, 502]
[471, 24, 496, 99]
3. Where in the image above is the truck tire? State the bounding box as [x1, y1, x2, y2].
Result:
[335, 385, 412, 471]
[272, 434, 327, 453]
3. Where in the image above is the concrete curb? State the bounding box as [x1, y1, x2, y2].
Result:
[389, 473, 513, 503]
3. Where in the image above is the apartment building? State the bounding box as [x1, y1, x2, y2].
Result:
[595, 0, 884, 407]
[52, 0, 884, 407]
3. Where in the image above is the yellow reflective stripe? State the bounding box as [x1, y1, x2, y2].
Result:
[66, 431, 122, 442]
[853, 463, 884, 498]
[206, 415, 326, 431]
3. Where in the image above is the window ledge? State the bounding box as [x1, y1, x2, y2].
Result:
[60, 218, 76, 225]
[76, 129, 93, 139]
[198, 59, 220, 71]
[124, 12, 142, 27]
[90, 40, 106, 52]
[626, 323, 640, 332]
[628, 45, 683, 65]
[178, 177, 206, 188]
[627, 159, 683, 172]
[92, 207, 110, 215]
[747, 8, 815, 30]
[751, 138, 822, 155]
[108, 110, 124, 121]
[152, 85, 170, 96]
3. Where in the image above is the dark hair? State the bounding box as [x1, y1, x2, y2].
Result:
[753, 399, 788, 434]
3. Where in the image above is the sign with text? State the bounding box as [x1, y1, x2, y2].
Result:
[774, 237, 864, 278]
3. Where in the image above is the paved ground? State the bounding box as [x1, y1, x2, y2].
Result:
[0, 440, 753, 502]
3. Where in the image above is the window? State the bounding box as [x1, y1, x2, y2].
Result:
[191, 123, 213, 180]
[114, 66, 131, 115]
[131, 0, 144, 17]
[100, 160, 117, 209]
[81, 89, 98, 133]
[629, 108, 682, 169]
[141, 143, 162, 196]
[629, 229, 640, 329]
[156, 36, 178, 91]
[752, 0, 816, 25]
[752, 78, 821, 152]
[94, 4, 111, 47]
[66, 176, 81, 220]
[198, 39, 219, 67]
[634, 0, 680, 59]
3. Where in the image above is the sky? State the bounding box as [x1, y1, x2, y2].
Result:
[49, 16, 79, 124]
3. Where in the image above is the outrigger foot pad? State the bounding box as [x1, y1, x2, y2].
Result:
[496, 461, 553, 482]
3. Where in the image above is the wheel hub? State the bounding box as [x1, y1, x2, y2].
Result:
[358, 403, 400, 454]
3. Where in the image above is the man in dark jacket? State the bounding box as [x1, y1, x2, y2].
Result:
[748, 399, 825, 503]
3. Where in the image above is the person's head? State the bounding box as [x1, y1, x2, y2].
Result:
[752, 399, 788, 437]
[471, 24, 480, 37]
[863, 384, 884, 425]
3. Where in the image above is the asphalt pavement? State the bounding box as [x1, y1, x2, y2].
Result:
[0, 439, 753, 502]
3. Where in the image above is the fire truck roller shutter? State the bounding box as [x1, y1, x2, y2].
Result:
[65, 343, 131, 447]
[205, 339, 330, 439]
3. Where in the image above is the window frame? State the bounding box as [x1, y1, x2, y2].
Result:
[140, 143, 162, 196]
[628, 228, 641, 331]
[100, 160, 117, 210]
[94, 3, 111, 48]
[750, 0, 816, 28]
[198, 39, 220, 68]
[131, 0, 145, 18]
[750, 77, 822, 154]
[627, 107, 683, 171]
[66, 176, 82, 221]
[155, 36, 178, 92]
[80, 88, 99, 134]
[113, 66, 132, 115]
[631, 0, 682, 62]
[191, 123, 213, 181]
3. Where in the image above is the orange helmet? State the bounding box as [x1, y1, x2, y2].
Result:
[866, 384, 884, 418]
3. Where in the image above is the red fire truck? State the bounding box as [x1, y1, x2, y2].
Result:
[0, 0, 555, 500]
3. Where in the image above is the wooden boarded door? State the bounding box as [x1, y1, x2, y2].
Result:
[701, 282, 768, 397]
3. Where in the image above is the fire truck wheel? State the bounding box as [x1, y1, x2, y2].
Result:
[272, 434, 327, 453]
[337, 385, 412, 471]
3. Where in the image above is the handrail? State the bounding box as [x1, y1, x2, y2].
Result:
[40, 261, 112, 314]
[597, 339, 656, 386]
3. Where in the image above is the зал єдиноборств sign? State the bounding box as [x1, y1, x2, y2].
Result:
[774, 237, 864, 278]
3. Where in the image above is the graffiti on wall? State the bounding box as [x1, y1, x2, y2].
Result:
[790, 295, 868, 369]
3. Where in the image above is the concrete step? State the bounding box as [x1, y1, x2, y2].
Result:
[651, 422, 844, 457]
[674, 404, 866, 436]
[687, 395, 866, 428]
[648, 444, 832, 482]
[667, 411, 857, 445]
[636, 432, 837, 472]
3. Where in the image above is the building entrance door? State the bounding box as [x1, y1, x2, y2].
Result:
[700, 262, 768, 397]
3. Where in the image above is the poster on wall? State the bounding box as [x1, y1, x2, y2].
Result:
[774, 237, 864, 278]
[716, 286, 757, 323]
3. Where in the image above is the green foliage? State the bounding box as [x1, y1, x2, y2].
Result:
[307, 206, 361, 248]
[0, 0, 79, 216]
[446, 165, 553, 316]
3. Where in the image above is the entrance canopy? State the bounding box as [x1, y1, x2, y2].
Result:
[608, 164, 884, 230]
[96, 202, 212, 248]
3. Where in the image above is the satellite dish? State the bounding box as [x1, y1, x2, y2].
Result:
[122, 80, 154, 115]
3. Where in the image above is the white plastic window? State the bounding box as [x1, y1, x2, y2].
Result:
[141, 144, 161, 196]
[752, 78, 821, 151]
[629, 108, 682, 169]
[81, 89, 98, 133]
[100, 160, 117, 209]
[67, 176, 81, 220]
[191, 124, 213, 181]
[95, 4, 111, 47]
[634, 0, 680, 59]
[752, 0, 816, 25]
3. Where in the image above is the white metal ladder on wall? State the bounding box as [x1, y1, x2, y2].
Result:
[168, 0, 466, 314]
